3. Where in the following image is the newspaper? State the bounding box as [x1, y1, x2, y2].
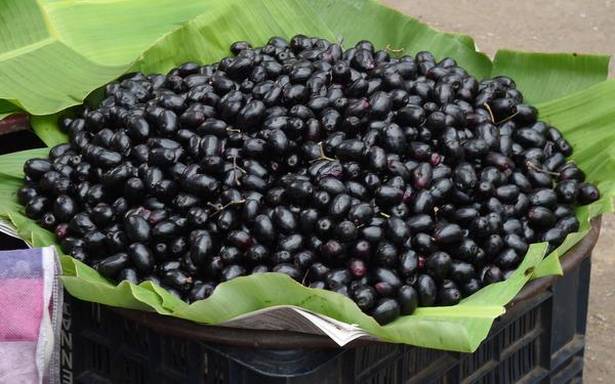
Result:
[0, 220, 377, 348]
[220, 306, 377, 345]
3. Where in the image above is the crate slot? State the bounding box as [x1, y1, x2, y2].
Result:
[355, 344, 401, 376]
[121, 319, 151, 353]
[358, 357, 400, 384]
[116, 356, 147, 384]
[80, 337, 111, 375]
[550, 335, 585, 372]
[161, 337, 190, 372]
[551, 356, 584, 384]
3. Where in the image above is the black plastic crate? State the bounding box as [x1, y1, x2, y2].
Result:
[58, 255, 592, 384]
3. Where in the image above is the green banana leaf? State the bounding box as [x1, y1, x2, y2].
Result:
[0, 0, 613, 352]
[0, 0, 213, 116]
[0, 100, 20, 121]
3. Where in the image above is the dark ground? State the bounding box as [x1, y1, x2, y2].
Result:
[382, 1, 614, 381]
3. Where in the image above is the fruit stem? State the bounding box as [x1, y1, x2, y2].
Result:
[232, 155, 246, 186]
[496, 110, 519, 124]
[207, 202, 223, 210]
[526, 161, 560, 176]
[385, 44, 405, 55]
[207, 199, 246, 217]
[310, 142, 337, 162]
[483, 103, 495, 123]
[336, 35, 345, 49]
[232, 156, 247, 174]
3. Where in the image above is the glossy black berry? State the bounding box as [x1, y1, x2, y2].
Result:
[18, 35, 598, 326]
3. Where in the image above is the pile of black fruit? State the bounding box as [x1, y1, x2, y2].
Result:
[19, 35, 600, 325]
